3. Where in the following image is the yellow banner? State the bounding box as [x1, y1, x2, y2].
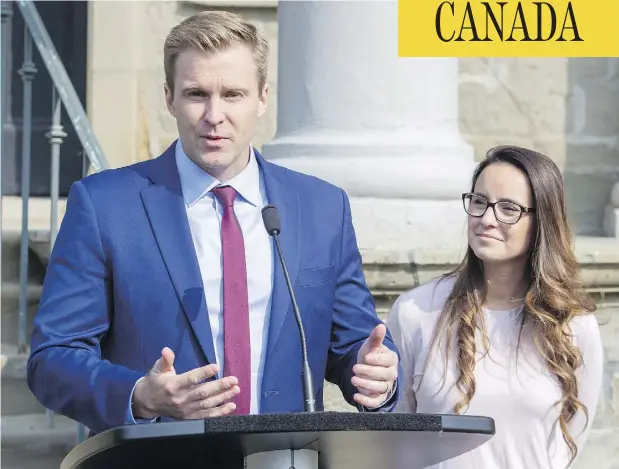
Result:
[398, 0, 619, 57]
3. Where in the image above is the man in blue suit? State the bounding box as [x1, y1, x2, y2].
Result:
[27, 10, 400, 434]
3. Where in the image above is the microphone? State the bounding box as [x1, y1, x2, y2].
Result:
[261, 204, 316, 413]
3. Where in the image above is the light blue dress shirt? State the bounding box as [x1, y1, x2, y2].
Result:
[175, 141, 274, 415]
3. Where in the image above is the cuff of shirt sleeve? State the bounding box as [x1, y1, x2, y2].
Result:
[358, 380, 398, 413]
[126, 376, 158, 424]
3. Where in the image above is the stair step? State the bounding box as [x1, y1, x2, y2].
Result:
[1, 229, 48, 283]
[1, 413, 77, 469]
[1, 345, 44, 415]
[2, 230, 21, 278]
[1, 282, 43, 348]
[1, 412, 78, 445]
[2, 281, 43, 301]
[2, 344, 28, 378]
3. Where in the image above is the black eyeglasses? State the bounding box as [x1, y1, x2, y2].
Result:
[462, 193, 535, 225]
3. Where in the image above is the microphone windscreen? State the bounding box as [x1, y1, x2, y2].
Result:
[261, 204, 281, 235]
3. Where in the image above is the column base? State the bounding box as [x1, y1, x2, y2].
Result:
[349, 197, 470, 251]
[263, 133, 477, 200]
[603, 204, 619, 238]
[603, 183, 619, 237]
[245, 449, 318, 469]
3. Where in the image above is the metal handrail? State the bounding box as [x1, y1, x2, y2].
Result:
[15, 0, 110, 172]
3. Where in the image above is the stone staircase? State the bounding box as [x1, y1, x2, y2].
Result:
[1, 197, 77, 468]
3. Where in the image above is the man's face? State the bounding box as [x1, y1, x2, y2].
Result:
[165, 44, 268, 181]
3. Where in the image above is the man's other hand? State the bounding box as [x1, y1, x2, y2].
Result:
[352, 324, 398, 409]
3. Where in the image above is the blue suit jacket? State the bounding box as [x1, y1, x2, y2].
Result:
[27, 143, 401, 434]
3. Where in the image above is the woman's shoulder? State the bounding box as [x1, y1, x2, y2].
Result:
[387, 274, 456, 327]
[386, 275, 457, 365]
[569, 310, 603, 350]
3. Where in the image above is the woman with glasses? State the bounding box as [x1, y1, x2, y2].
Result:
[386, 145, 603, 469]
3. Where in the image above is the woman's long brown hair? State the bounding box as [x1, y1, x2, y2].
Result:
[426, 145, 596, 466]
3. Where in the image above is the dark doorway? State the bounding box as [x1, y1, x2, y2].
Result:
[2, 0, 88, 198]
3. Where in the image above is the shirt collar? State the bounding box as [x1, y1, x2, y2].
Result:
[175, 140, 262, 207]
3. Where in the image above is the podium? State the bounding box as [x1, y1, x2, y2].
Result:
[61, 412, 495, 469]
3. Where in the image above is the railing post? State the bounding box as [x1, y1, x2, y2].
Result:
[46, 89, 66, 248]
[44, 88, 67, 430]
[17, 24, 37, 354]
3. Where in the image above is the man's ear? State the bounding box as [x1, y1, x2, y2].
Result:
[164, 83, 175, 116]
[257, 83, 269, 118]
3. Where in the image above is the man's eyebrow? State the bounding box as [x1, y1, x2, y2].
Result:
[180, 85, 250, 93]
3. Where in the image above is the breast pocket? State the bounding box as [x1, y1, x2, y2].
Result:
[297, 262, 337, 287]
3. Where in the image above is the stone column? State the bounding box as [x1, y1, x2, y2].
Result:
[603, 182, 619, 237]
[261, 0, 476, 251]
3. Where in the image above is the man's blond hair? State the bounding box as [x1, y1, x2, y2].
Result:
[164, 10, 269, 93]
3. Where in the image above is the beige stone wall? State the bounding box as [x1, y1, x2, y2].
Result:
[459, 58, 569, 167]
[87, 1, 144, 168]
[459, 57, 619, 236]
[564, 59, 619, 236]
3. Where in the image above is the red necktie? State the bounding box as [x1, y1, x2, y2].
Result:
[212, 186, 251, 415]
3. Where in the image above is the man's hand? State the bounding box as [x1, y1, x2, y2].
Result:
[352, 323, 398, 409]
[132, 347, 239, 420]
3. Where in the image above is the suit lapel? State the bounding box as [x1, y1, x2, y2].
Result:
[256, 151, 301, 360]
[140, 143, 217, 366]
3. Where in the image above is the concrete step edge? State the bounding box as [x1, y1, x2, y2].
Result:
[1, 413, 78, 446]
[1, 347, 29, 379]
[1, 282, 43, 301]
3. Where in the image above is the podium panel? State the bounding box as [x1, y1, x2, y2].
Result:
[61, 412, 495, 469]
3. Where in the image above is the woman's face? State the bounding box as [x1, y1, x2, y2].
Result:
[466, 162, 536, 265]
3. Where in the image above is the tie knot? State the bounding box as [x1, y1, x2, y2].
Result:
[212, 185, 238, 208]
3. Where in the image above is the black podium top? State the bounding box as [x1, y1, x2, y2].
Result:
[61, 411, 495, 469]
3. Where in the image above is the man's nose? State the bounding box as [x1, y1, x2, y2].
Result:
[203, 99, 225, 126]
